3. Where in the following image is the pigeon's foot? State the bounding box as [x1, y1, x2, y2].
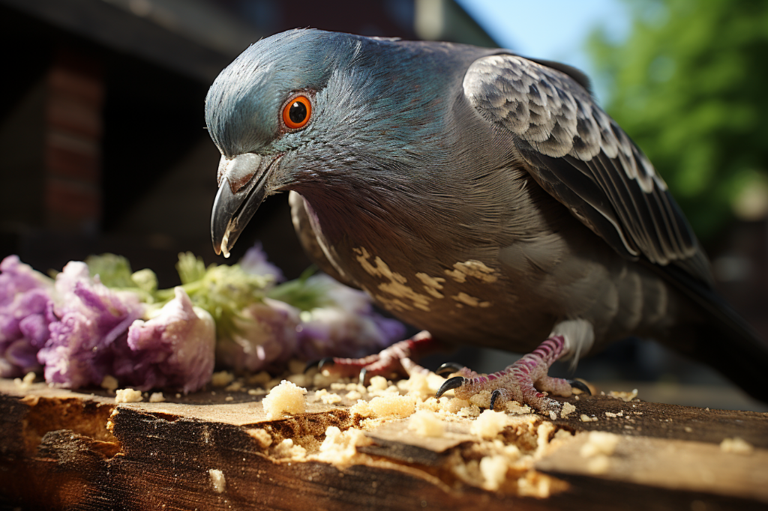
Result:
[305, 331, 441, 384]
[436, 335, 579, 414]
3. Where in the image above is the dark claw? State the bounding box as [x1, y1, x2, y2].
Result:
[436, 376, 466, 398]
[568, 379, 592, 395]
[304, 359, 323, 373]
[490, 389, 502, 411]
[358, 367, 368, 386]
[304, 357, 336, 373]
[435, 362, 465, 376]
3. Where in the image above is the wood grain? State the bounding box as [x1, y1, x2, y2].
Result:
[1, 378, 766, 510]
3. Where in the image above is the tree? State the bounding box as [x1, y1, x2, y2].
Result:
[589, 0, 768, 240]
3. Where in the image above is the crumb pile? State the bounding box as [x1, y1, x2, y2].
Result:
[233, 365, 585, 496]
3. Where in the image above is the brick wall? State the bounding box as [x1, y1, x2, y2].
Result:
[44, 47, 103, 233]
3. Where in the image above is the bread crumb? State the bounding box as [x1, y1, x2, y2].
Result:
[504, 401, 533, 415]
[314, 389, 342, 405]
[248, 389, 260, 396]
[225, 396, 234, 402]
[416, 397, 443, 413]
[471, 410, 509, 439]
[345, 390, 362, 401]
[225, 380, 243, 392]
[313, 371, 339, 387]
[480, 455, 509, 490]
[149, 392, 165, 403]
[14, 371, 37, 390]
[560, 402, 576, 418]
[604, 411, 623, 418]
[580, 431, 620, 458]
[350, 399, 373, 418]
[262, 380, 307, 419]
[368, 394, 416, 418]
[211, 371, 235, 387]
[608, 389, 638, 402]
[720, 437, 754, 455]
[318, 426, 371, 463]
[684, 427, 693, 433]
[100, 375, 118, 392]
[408, 410, 445, 437]
[469, 390, 492, 409]
[175, 393, 181, 398]
[286, 373, 307, 387]
[247, 371, 271, 386]
[209, 469, 225, 493]
[274, 438, 306, 459]
[586, 455, 611, 474]
[367, 375, 388, 392]
[457, 404, 482, 418]
[399, 372, 446, 399]
[549, 410, 557, 421]
[536, 421, 556, 456]
[247, 428, 273, 449]
[115, 388, 143, 403]
[442, 398, 471, 414]
[580, 414, 598, 422]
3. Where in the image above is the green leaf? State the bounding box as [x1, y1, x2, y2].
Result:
[267, 266, 332, 311]
[85, 253, 134, 288]
[176, 252, 207, 285]
[131, 268, 158, 294]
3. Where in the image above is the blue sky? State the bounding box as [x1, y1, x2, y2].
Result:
[457, 0, 631, 102]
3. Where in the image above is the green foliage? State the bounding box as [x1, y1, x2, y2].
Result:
[267, 266, 333, 312]
[589, 0, 768, 238]
[85, 253, 135, 288]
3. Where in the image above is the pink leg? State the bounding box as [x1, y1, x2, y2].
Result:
[436, 335, 572, 413]
[313, 331, 440, 381]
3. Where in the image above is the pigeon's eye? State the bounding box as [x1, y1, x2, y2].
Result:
[282, 95, 312, 130]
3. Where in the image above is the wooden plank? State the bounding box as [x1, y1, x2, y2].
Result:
[1, 378, 767, 510]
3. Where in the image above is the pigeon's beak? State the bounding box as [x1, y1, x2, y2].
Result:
[211, 153, 280, 257]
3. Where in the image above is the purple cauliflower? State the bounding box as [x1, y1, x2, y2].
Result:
[0, 256, 54, 377]
[37, 261, 145, 388]
[215, 298, 300, 373]
[239, 242, 285, 285]
[118, 287, 215, 393]
[295, 275, 406, 361]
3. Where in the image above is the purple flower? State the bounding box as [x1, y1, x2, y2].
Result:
[296, 306, 406, 361]
[118, 287, 215, 393]
[37, 262, 144, 388]
[239, 242, 284, 284]
[294, 274, 406, 361]
[0, 256, 54, 377]
[216, 298, 300, 372]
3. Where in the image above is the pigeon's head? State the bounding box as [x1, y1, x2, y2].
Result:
[206, 29, 459, 256]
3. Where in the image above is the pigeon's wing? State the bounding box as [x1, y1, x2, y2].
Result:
[463, 54, 715, 288]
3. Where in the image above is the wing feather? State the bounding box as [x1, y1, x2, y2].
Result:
[464, 54, 714, 287]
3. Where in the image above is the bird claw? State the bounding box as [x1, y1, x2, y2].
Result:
[434, 335, 574, 415]
[304, 357, 335, 373]
[436, 376, 466, 398]
[301, 332, 442, 381]
[435, 362, 466, 376]
[490, 389, 503, 410]
[567, 379, 591, 395]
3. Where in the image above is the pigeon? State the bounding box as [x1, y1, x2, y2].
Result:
[205, 29, 768, 412]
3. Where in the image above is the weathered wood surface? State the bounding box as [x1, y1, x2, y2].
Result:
[1, 378, 767, 511]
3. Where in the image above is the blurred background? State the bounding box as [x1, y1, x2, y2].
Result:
[0, 0, 765, 410]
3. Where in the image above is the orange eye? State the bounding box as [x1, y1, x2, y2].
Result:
[282, 95, 312, 129]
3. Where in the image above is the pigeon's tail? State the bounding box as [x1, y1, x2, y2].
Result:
[659, 264, 768, 404]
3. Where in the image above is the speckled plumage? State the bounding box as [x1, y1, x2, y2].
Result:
[206, 29, 768, 408]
